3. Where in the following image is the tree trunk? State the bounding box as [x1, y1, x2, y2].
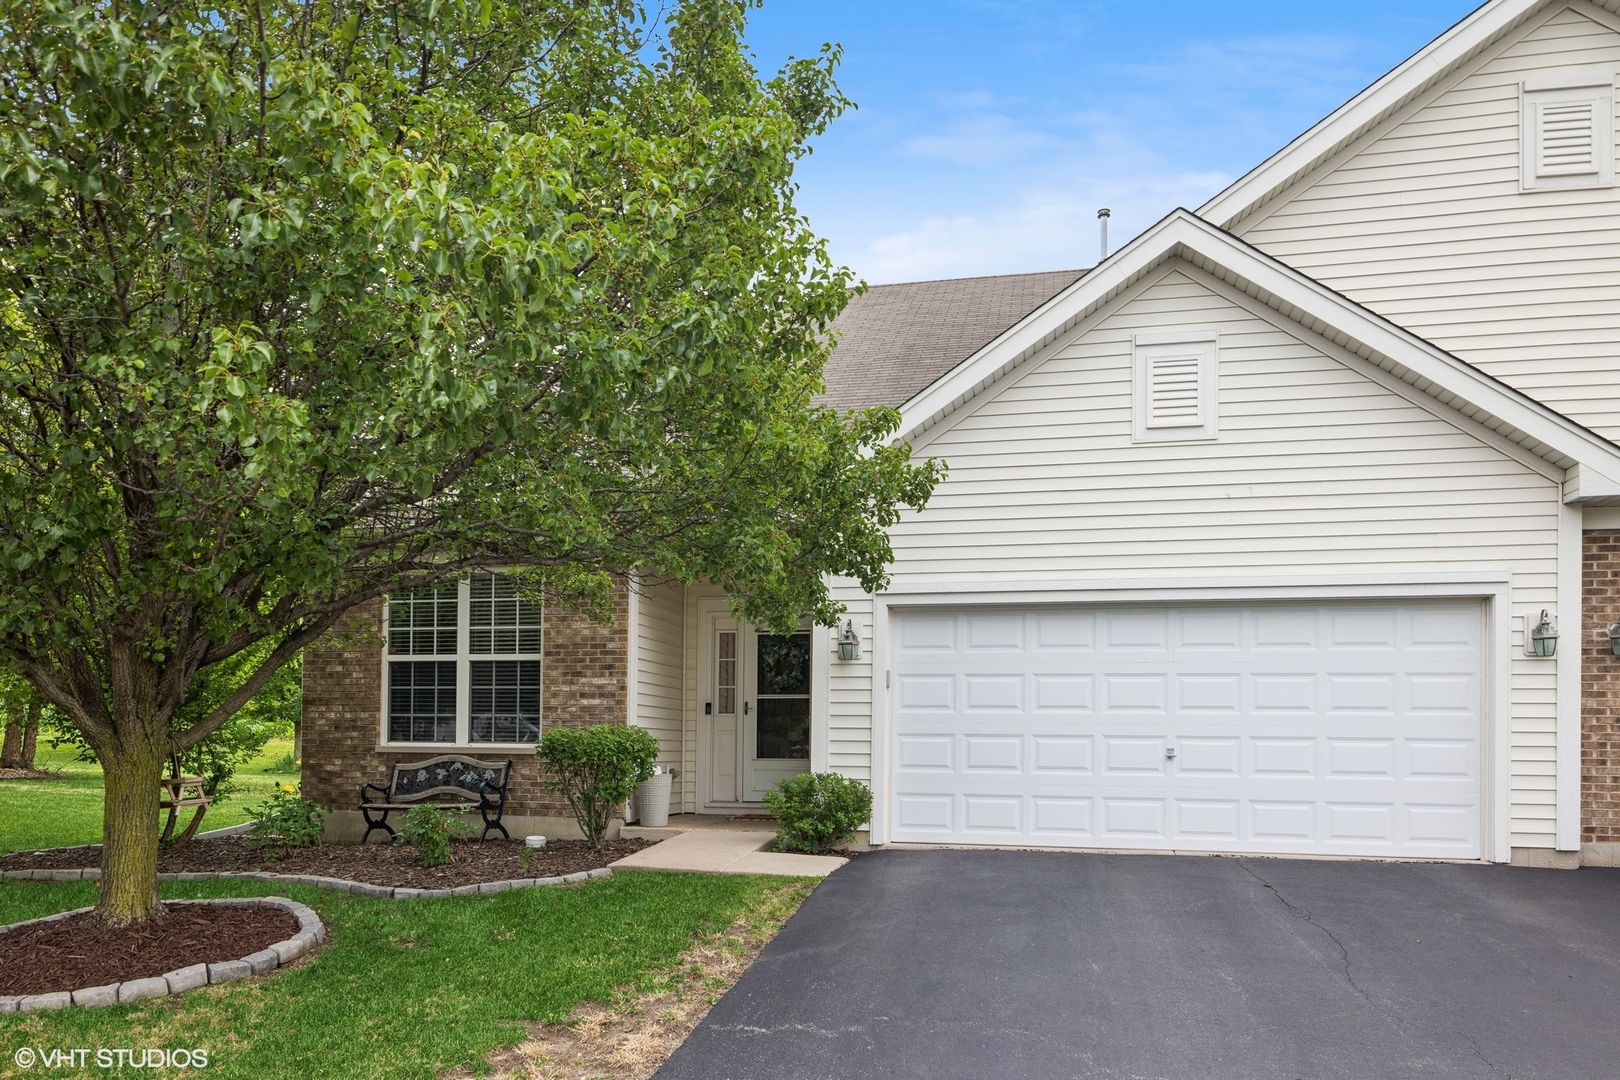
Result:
[96, 742, 167, 926]
[0, 715, 18, 769]
[19, 698, 39, 770]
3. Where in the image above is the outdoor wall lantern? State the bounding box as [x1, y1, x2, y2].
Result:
[1527, 610, 1559, 658]
[837, 620, 862, 661]
[1609, 622, 1620, 657]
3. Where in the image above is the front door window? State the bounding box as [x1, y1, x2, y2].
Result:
[754, 633, 810, 760]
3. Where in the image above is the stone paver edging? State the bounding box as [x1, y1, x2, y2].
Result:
[0, 896, 323, 1014]
[0, 865, 614, 899]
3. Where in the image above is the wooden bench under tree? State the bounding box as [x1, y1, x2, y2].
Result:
[359, 756, 513, 843]
[158, 775, 213, 845]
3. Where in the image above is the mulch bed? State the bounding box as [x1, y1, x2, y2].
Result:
[0, 903, 299, 997]
[0, 836, 654, 890]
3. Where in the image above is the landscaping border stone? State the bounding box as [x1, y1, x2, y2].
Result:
[0, 897, 323, 1011]
[0, 865, 615, 897]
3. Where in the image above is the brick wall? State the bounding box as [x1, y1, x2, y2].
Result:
[1583, 530, 1620, 845]
[300, 585, 630, 820]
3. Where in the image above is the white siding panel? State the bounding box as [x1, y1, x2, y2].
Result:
[828, 580, 876, 783]
[872, 270, 1563, 849]
[633, 578, 685, 796]
[1239, 6, 1620, 439]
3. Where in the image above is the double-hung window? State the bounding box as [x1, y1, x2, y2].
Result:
[385, 573, 542, 745]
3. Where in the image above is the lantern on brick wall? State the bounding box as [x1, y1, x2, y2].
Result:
[1608, 622, 1620, 657]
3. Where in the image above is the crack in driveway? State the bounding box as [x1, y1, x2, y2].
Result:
[1235, 860, 1511, 1080]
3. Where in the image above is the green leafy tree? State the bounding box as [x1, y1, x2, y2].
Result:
[43, 646, 302, 840]
[0, 671, 43, 771]
[0, 0, 941, 925]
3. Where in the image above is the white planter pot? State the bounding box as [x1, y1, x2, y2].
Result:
[635, 772, 673, 828]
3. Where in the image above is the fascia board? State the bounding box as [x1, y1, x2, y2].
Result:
[1564, 463, 1620, 502]
[1199, 0, 1546, 227]
[895, 210, 1620, 484]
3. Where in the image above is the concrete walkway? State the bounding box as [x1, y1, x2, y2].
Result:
[612, 821, 845, 878]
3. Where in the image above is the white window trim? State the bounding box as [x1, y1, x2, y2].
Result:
[1521, 72, 1614, 191]
[1132, 329, 1219, 443]
[377, 573, 544, 749]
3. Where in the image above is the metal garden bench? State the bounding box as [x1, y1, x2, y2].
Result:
[359, 755, 513, 843]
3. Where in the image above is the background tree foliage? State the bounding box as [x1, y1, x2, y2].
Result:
[0, 0, 940, 922]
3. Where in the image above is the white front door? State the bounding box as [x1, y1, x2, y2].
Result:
[890, 601, 1483, 859]
[707, 620, 813, 804]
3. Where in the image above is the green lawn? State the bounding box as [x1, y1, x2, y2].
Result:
[0, 873, 810, 1079]
[0, 741, 299, 856]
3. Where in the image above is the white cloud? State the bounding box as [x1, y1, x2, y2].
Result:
[854, 171, 1232, 283]
[809, 29, 1382, 283]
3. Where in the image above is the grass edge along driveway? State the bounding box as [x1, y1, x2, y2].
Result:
[0, 871, 816, 1079]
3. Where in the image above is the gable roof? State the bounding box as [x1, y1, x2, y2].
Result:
[818, 269, 1086, 411]
[1199, 0, 1620, 229]
[892, 208, 1620, 499]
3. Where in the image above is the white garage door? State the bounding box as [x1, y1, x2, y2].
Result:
[890, 602, 1483, 859]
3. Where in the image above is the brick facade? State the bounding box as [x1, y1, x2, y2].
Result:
[1583, 530, 1620, 846]
[300, 585, 630, 825]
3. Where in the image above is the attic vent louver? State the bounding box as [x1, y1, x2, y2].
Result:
[1133, 331, 1218, 443]
[1522, 74, 1613, 191]
[1148, 355, 1202, 426]
[1537, 101, 1595, 174]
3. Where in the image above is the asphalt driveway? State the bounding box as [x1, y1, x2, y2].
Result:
[657, 849, 1620, 1079]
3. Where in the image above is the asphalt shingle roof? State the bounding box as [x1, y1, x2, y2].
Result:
[818, 268, 1088, 411]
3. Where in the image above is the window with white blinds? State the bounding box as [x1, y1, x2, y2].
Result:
[1522, 75, 1613, 191]
[1133, 331, 1218, 442]
[384, 572, 542, 745]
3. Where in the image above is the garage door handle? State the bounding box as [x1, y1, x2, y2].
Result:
[1165, 748, 1177, 760]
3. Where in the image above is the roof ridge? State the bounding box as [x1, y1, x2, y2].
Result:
[861, 267, 1088, 290]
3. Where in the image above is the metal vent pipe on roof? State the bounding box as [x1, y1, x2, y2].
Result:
[1098, 208, 1112, 261]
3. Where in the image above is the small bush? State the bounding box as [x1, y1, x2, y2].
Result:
[397, 804, 475, 867]
[538, 724, 659, 848]
[245, 784, 324, 856]
[764, 772, 872, 854]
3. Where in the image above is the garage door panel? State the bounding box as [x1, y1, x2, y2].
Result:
[1033, 737, 1093, 772]
[890, 602, 1483, 859]
[963, 736, 1022, 772]
[1033, 675, 1093, 710]
[1101, 798, 1167, 838]
[1175, 800, 1241, 840]
[1032, 797, 1093, 835]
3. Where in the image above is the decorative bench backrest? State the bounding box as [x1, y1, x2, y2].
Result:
[388, 756, 511, 802]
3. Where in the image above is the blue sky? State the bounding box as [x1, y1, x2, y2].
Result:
[743, 0, 1484, 283]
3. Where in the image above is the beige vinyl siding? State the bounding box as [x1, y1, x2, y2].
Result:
[1237, 4, 1620, 440]
[855, 268, 1562, 848]
[826, 582, 876, 784]
[632, 578, 685, 803]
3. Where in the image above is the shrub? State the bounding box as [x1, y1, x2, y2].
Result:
[764, 772, 872, 854]
[245, 784, 324, 857]
[538, 724, 660, 848]
[397, 804, 476, 867]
